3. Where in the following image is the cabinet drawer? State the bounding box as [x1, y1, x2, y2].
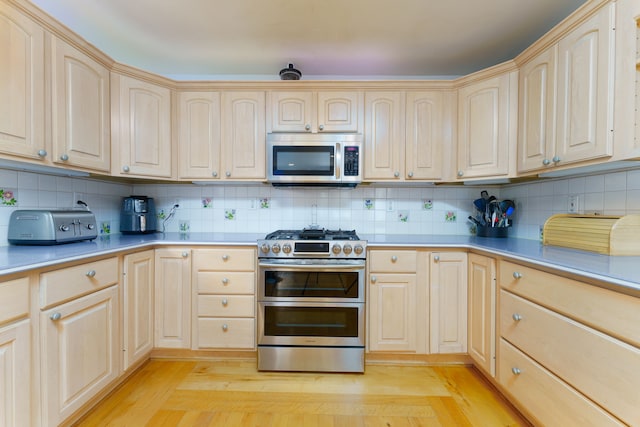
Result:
[500, 290, 640, 426]
[193, 248, 256, 271]
[369, 250, 417, 273]
[197, 272, 255, 294]
[197, 318, 255, 349]
[40, 257, 118, 308]
[499, 260, 640, 347]
[198, 295, 254, 317]
[498, 339, 624, 427]
[0, 277, 29, 324]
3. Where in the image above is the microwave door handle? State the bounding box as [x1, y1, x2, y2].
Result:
[335, 143, 341, 179]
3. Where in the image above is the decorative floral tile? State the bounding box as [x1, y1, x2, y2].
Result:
[157, 209, 167, 220]
[422, 199, 433, 210]
[364, 199, 374, 210]
[100, 221, 111, 235]
[225, 209, 236, 220]
[0, 188, 17, 206]
[445, 211, 457, 222]
[202, 197, 213, 208]
[179, 220, 190, 232]
[398, 210, 409, 222]
[260, 198, 270, 209]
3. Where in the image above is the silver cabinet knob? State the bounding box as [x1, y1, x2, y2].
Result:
[394, 171, 400, 178]
[305, 124, 311, 131]
[222, 255, 229, 261]
[60, 154, 69, 161]
[371, 275, 377, 283]
[552, 156, 561, 163]
[212, 171, 218, 177]
[37, 149, 47, 158]
[513, 272, 523, 279]
[222, 298, 228, 306]
[50, 312, 62, 321]
[85, 270, 96, 278]
[457, 170, 464, 177]
[512, 367, 522, 375]
[225, 171, 231, 177]
[318, 124, 325, 131]
[122, 165, 130, 173]
[408, 171, 414, 178]
[222, 278, 229, 284]
[182, 251, 189, 258]
[222, 323, 228, 331]
[391, 255, 398, 263]
[542, 158, 551, 166]
[512, 313, 523, 321]
[433, 255, 440, 262]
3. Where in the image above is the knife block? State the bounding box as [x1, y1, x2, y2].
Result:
[543, 214, 640, 255]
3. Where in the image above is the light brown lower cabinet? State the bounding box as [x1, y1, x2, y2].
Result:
[467, 253, 495, 376]
[430, 252, 467, 353]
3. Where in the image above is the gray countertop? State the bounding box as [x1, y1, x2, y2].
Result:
[1, 233, 638, 293]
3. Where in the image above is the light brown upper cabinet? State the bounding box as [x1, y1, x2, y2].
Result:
[456, 70, 518, 180]
[111, 73, 173, 179]
[51, 35, 111, 172]
[221, 91, 266, 180]
[0, 4, 46, 162]
[363, 91, 405, 181]
[268, 91, 360, 133]
[518, 3, 615, 174]
[177, 91, 221, 179]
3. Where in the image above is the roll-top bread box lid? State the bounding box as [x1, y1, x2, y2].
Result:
[543, 214, 640, 255]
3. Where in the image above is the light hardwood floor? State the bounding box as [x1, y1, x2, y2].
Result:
[74, 360, 529, 426]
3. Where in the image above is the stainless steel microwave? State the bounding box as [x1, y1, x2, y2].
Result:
[267, 133, 362, 187]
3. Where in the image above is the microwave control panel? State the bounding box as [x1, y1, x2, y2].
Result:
[343, 146, 360, 176]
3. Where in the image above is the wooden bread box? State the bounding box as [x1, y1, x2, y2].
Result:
[543, 214, 640, 255]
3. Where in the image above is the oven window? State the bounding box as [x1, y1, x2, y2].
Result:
[273, 146, 334, 176]
[263, 306, 359, 337]
[264, 271, 359, 298]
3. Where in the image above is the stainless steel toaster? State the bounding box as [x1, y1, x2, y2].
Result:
[8, 209, 98, 245]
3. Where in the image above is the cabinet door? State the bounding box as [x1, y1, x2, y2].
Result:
[368, 273, 417, 352]
[155, 249, 191, 348]
[518, 46, 557, 173]
[177, 91, 221, 179]
[113, 74, 173, 178]
[50, 36, 110, 172]
[40, 286, 119, 426]
[430, 252, 467, 353]
[405, 91, 444, 180]
[0, 320, 30, 427]
[556, 4, 614, 165]
[123, 250, 154, 371]
[221, 91, 266, 180]
[363, 91, 404, 180]
[457, 72, 516, 179]
[0, 4, 46, 161]
[317, 91, 360, 132]
[270, 91, 313, 132]
[467, 253, 496, 376]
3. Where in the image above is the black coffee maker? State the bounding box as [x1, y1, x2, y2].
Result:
[120, 196, 157, 234]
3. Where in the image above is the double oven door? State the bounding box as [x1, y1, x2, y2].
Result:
[257, 258, 365, 348]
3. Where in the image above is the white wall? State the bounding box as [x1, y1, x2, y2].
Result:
[2, 166, 639, 245]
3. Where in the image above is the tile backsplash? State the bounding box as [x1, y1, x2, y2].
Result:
[1, 166, 639, 245]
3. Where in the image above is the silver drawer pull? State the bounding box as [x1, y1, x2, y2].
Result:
[182, 251, 189, 258]
[222, 278, 229, 284]
[222, 255, 229, 261]
[371, 276, 377, 283]
[50, 312, 62, 321]
[222, 299, 228, 306]
[512, 367, 521, 375]
[512, 313, 523, 321]
[391, 256, 398, 262]
[513, 272, 523, 279]
[222, 323, 228, 331]
[86, 270, 96, 278]
[433, 255, 440, 262]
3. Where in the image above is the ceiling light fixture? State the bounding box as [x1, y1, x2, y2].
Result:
[279, 63, 302, 80]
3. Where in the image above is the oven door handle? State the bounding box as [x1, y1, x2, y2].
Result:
[258, 262, 364, 271]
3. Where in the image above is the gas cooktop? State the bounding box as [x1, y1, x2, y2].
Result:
[259, 228, 366, 259]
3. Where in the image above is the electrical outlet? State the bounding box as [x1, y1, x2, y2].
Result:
[568, 195, 579, 213]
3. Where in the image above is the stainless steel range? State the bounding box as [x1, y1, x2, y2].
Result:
[257, 228, 366, 373]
